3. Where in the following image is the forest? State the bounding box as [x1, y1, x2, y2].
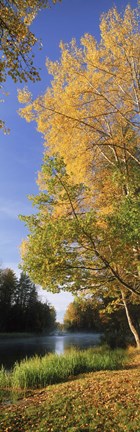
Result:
[63, 296, 140, 348]
[0, 268, 56, 333]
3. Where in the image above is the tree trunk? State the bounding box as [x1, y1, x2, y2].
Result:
[121, 290, 140, 349]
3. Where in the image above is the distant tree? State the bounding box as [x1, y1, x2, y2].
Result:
[14, 272, 56, 332]
[64, 295, 140, 347]
[0, 268, 56, 333]
[64, 297, 102, 332]
[64, 302, 80, 332]
[0, 268, 18, 331]
[56, 322, 64, 332]
[30, 301, 56, 333]
[10, 272, 38, 331]
[17, 272, 37, 309]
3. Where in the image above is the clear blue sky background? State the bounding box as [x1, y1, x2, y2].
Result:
[0, 0, 137, 322]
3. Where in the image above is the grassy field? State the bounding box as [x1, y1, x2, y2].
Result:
[0, 349, 139, 431]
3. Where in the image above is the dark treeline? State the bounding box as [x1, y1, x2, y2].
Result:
[64, 297, 140, 348]
[0, 268, 56, 333]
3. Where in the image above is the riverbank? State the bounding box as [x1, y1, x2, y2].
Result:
[0, 349, 140, 431]
[0, 332, 36, 339]
[0, 346, 126, 390]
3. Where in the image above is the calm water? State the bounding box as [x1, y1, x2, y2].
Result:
[0, 333, 102, 369]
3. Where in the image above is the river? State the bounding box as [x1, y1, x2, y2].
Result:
[0, 332, 102, 369]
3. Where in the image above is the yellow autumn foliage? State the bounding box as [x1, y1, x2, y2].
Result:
[18, 5, 139, 218]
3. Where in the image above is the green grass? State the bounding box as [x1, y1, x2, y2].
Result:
[0, 349, 139, 431]
[0, 346, 127, 390]
[0, 357, 140, 431]
[0, 366, 10, 388]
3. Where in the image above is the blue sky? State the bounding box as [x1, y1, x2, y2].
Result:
[0, 0, 137, 322]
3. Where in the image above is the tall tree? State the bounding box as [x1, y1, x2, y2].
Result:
[0, 268, 19, 331]
[13, 272, 56, 332]
[19, 4, 140, 346]
[19, 154, 140, 346]
[17, 271, 37, 309]
[19, 4, 140, 176]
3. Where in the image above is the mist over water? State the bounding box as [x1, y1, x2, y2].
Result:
[0, 333, 102, 369]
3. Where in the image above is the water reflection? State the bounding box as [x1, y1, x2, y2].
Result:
[0, 333, 102, 369]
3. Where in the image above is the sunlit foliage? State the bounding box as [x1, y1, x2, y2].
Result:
[0, 0, 60, 84]
[19, 4, 140, 346]
[0, 0, 61, 132]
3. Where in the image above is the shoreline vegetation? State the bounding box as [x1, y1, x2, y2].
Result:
[0, 346, 131, 400]
[0, 347, 127, 391]
[0, 347, 139, 431]
[0, 332, 37, 339]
